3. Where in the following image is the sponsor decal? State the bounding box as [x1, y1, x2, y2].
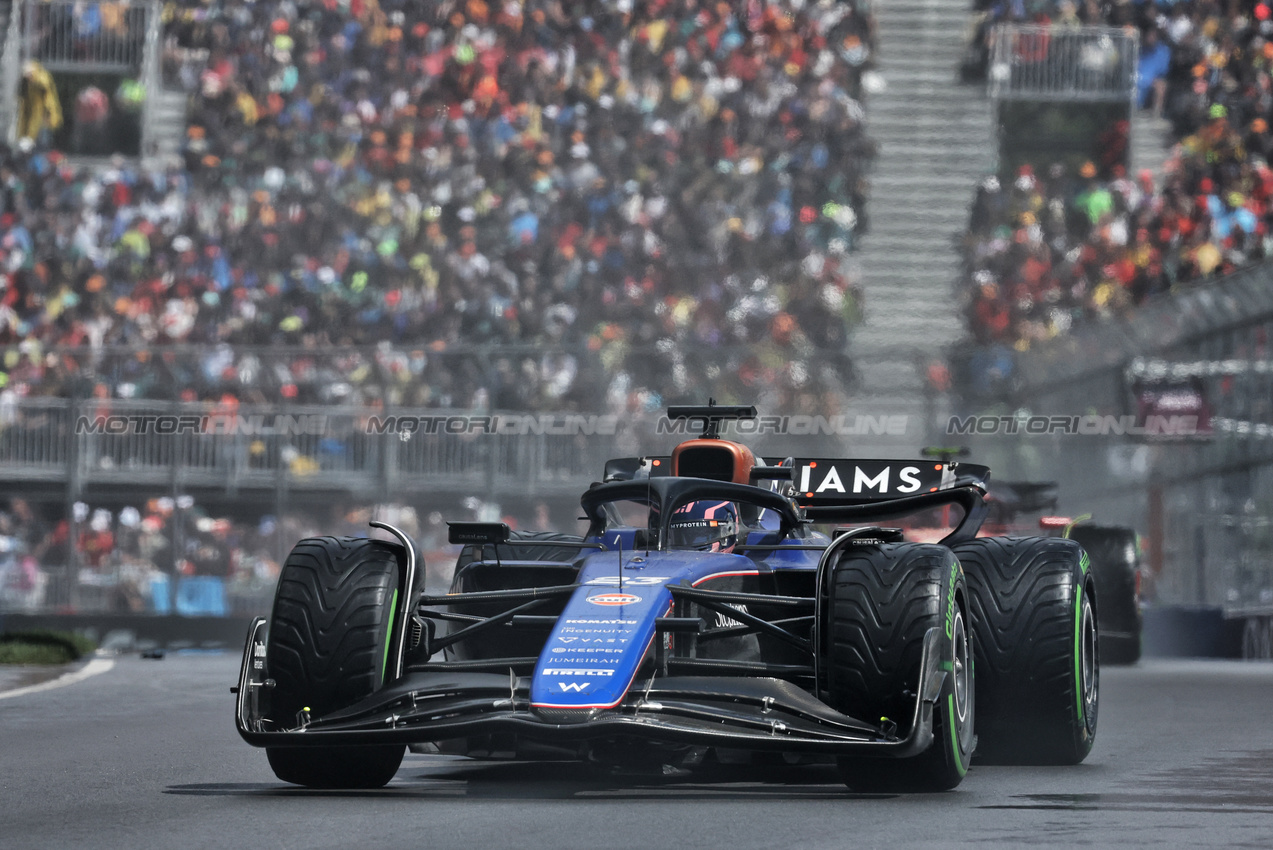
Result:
[556, 647, 624, 654]
[558, 682, 591, 693]
[584, 576, 669, 586]
[794, 460, 939, 497]
[543, 668, 615, 677]
[565, 619, 632, 625]
[587, 593, 642, 606]
[559, 628, 632, 635]
[713, 604, 749, 630]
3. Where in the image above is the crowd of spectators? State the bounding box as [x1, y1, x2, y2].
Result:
[0, 0, 879, 414]
[959, 1, 1273, 384]
[0, 494, 581, 614]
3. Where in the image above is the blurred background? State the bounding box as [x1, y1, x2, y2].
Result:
[0, 0, 1267, 657]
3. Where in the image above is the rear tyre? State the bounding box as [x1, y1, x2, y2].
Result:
[825, 543, 974, 792]
[951, 537, 1098, 765]
[264, 536, 407, 788]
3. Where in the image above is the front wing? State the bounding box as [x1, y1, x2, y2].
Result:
[234, 618, 948, 757]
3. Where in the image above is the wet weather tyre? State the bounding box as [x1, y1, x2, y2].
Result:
[825, 543, 974, 792]
[266, 745, 405, 790]
[264, 536, 406, 788]
[951, 537, 1098, 765]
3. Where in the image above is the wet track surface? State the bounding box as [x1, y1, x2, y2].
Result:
[2, 655, 1272, 849]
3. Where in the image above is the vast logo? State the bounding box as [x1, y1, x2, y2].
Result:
[558, 682, 591, 693]
[587, 593, 642, 606]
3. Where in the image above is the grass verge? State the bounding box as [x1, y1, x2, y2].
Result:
[0, 630, 97, 665]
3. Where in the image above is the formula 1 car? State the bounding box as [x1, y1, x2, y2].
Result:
[234, 405, 1099, 790]
[1043, 518, 1143, 665]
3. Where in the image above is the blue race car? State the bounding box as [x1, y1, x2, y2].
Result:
[234, 405, 1099, 791]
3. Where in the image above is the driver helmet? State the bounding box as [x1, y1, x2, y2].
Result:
[669, 500, 738, 553]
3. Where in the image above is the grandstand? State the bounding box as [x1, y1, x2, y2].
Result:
[0, 0, 1271, 624]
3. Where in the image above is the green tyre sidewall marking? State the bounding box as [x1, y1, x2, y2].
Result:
[1073, 582, 1083, 724]
[1073, 546, 1090, 727]
[947, 695, 967, 777]
[382, 588, 399, 684]
[947, 555, 969, 777]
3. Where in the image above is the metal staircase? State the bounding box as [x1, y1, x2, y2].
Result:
[143, 86, 188, 164]
[846, 0, 996, 452]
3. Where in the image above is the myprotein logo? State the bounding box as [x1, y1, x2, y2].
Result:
[587, 593, 641, 606]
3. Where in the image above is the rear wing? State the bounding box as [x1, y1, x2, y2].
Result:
[787, 459, 990, 544]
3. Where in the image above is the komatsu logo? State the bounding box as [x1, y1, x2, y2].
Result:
[543, 668, 615, 676]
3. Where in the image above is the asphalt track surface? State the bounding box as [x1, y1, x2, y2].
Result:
[2, 655, 1272, 850]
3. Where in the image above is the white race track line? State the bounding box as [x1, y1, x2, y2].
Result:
[0, 657, 115, 700]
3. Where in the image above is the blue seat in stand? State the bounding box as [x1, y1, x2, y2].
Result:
[150, 574, 172, 614]
[174, 576, 227, 616]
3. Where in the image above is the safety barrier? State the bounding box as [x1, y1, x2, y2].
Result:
[988, 25, 1138, 103]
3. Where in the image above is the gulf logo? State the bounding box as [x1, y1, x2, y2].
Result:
[587, 592, 641, 606]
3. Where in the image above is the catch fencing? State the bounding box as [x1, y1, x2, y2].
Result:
[0, 399, 626, 498]
[0, 400, 635, 618]
[955, 259, 1273, 618]
[988, 25, 1138, 103]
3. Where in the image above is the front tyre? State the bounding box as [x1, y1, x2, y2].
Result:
[825, 542, 975, 792]
[264, 536, 407, 788]
[267, 745, 405, 790]
[952, 536, 1098, 765]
